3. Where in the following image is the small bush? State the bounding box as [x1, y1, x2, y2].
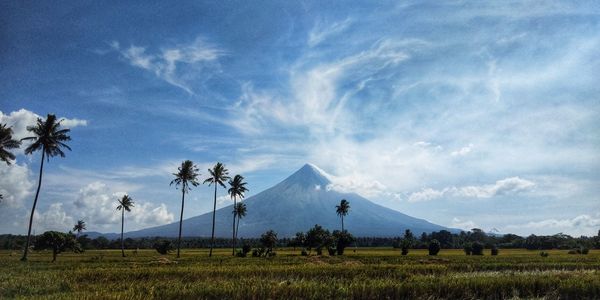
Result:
[242, 244, 251, 256]
[153, 240, 173, 255]
[327, 247, 336, 256]
[428, 239, 441, 256]
[540, 251, 549, 257]
[301, 248, 308, 256]
[580, 247, 589, 254]
[491, 245, 499, 256]
[401, 247, 409, 255]
[235, 250, 246, 257]
[568, 249, 578, 255]
[471, 241, 484, 255]
[463, 244, 472, 255]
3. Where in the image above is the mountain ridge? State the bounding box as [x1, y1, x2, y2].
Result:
[97, 163, 458, 238]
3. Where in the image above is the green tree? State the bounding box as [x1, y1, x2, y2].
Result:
[260, 230, 278, 254]
[116, 195, 134, 257]
[333, 230, 355, 255]
[34, 231, 81, 262]
[306, 224, 331, 255]
[0, 123, 21, 165]
[20, 114, 71, 261]
[335, 199, 350, 232]
[228, 174, 248, 256]
[72, 220, 86, 238]
[203, 162, 230, 257]
[170, 160, 200, 258]
[428, 239, 441, 255]
[233, 202, 247, 242]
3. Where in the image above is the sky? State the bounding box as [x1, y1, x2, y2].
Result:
[1, 0, 599, 237]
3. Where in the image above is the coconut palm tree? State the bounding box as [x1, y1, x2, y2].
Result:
[203, 162, 230, 257]
[20, 114, 71, 261]
[116, 195, 134, 258]
[170, 160, 200, 258]
[336, 199, 350, 232]
[0, 123, 21, 165]
[228, 174, 248, 255]
[234, 202, 247, 242]
[73, 220, 87, 238]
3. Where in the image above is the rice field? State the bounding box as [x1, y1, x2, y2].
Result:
[1, 248, 599, 299]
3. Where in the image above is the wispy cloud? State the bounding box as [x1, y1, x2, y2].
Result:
[111, 38, 223, 94]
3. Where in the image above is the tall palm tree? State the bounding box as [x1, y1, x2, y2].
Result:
[0, 123, 21, 165]
[116, 195, 134, 258]
[233, 202, 247, 243]
[203, 162, 230, 257]
[228, 175, 248, 255]
[20, 114, 71, 261]
[170, 160, 200, 258]
[73, 220, 87, 238]
[336, 199, 350, 232]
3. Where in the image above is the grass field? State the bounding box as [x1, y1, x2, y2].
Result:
[1, 248, 599, 299]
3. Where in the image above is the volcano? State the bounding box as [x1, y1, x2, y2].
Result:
[121, 163, 454, 238]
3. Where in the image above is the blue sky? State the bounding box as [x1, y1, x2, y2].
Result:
[1, 1, 599, 236]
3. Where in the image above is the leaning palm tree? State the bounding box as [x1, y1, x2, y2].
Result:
[20, 114, 71, 261]
[336, 199, 350, 232]
[0, 123, 21, 165]
[116, 195, 134, 258]
[170, 160, 200, 258]
[72, 220, 87, 238]
[203, 162, 230, 257]
[228, 175, 248, 255]
[233, 202, 247, 243]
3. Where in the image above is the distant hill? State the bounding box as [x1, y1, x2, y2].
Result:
[107, 163, 456, 238]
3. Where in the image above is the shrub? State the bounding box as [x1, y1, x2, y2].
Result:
[428, 239, 441, 256]
[401, 247, 409, 255]
[301, 248, 308, 256]
[327, 247, 336, 256]
[153, 240, 173, 255]
[242, 244, 251, 256]
[252, 248, 265, 257]
[34, 231, 81, 262]
[235, 250, 246, 257]
[491, 245, 499, 256]
[471, 241, 484, 255]
[540, 251, 549, 257]
[568, 249, 578, 255]
[463, 243, 472, 255]
[581, 247, 589, 254]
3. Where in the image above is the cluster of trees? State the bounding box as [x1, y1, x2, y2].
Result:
[0, 114, 251, 261]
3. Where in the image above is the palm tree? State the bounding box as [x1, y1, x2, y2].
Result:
[234, 202, 247, 243]
[170, 160, 200, 258]
[73, 220, 87, 238]
[0, 123, 21, 165]
[336, 199, 350, 232]
[20, 114, 71, 261]
[228, 175, 248, 255]
[203, 162, 230, 257]
[116, 195, 134, 257]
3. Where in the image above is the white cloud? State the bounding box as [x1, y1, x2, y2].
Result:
[0, 109, 87, 143]
[0, 162, 33, 208]
[407, 177, 536, 202]
[72, 181, 174, 230]
[451, 143, 474, 156]
[450, 217, 478, 231]
[308, 18, 352, 47]
[504, 215, 600, 236]
[408, 188, 447, 203]
[458, 177, 535, 198]
[112, 38, 222, 94]
[32, 203, 75, 232]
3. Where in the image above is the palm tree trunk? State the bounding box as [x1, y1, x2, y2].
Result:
[236, 215, 241, 243]
[177, 189, 185, 258]
[121, 209, 125, 257]
[232, 196, 237, 256]
[342, 216, 344, 232]
[209, 183, 217, 257]
[21, 151, 45, 261]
